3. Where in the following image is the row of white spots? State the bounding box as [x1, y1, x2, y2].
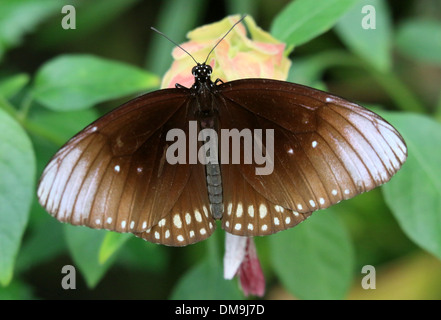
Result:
[95, 217, 148, 231]
[141, 207, 213, 243]
[229, 203, 269, 219]
[231, 222, 269, 232]
[224, 203, 304, 232]
[113, 164, 144, 174]
[293, 188, 351, 211]
[146, 219, 214, 242]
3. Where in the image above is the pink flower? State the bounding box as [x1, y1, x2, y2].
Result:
[223, 234, 265, 297]
[161, 15, 291, 89]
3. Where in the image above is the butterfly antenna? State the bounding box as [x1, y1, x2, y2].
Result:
[203, 14, 247, 65]
[150, 26, 199, 65]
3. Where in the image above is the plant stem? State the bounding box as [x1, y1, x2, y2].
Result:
[0, 95, 18, 118]
[0, 94, 63, 146]
[365, 66, 426, 113]
[17, 92, 34, 122]
[302, 50, 426, 113]
[22, 119, 65, 146]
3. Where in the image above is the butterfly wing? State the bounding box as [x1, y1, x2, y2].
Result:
[134, 161, 215, 246]
[37, 89, 197, 234]
[218, 79, 407, 236]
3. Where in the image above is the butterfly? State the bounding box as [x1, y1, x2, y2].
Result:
[37, 17, 407, 246]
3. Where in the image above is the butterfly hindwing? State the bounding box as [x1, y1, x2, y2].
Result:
[221, 162, 312, 237]
[134, 162, 215, 246]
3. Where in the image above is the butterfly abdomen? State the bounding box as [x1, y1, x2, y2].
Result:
[206, 163, 223, 219]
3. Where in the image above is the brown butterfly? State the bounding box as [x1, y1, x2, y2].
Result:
[37, 18, 407, 246]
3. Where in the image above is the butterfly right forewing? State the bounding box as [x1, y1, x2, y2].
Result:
[37, 89, 195, 234]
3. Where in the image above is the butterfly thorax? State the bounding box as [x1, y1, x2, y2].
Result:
[191, 63, 219, 116]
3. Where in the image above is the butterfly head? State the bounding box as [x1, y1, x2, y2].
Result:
[192, 63, 213, 85]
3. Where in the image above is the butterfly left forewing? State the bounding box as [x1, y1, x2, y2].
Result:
[217, 79, 407, 221]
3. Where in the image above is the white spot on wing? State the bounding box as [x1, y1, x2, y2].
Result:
[236, 203, 243, 218]
[259, 204, 267, 218]
[173, 214, 182, 228]
[195, 210, 202, 222]
[248, 205, 254, 217]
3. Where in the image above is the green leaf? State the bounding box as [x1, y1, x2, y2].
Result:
[30, 107, 99, 145]
[33, 54, 160, 111]
[380, 112, 441, 260]
[270, 212, 354, 300]
[64, 225, 116, 288]
[35, 0, 139, 48]
[116, 238, 169, 272]
[99, 232, 131, 264]
[271, 0, 359, 45]
[145, 0, 206, 75]
[15, 200, 65, 273]
[0, 74, 30, 99]
[170, 256, 243, 300]
[395, 19, 441, 65]
[226, 0, 258, 18]
[0, 279, 34, 299]
[0, 108, 36, 286]
[0, 0, 60, 60]
[335, 0, 392, 71]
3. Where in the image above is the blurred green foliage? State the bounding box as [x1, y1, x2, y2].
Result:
[0, 0, 441, 300]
